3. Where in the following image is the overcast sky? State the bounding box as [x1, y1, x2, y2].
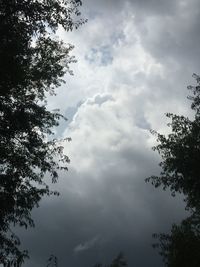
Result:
[19, 0, 200, 266]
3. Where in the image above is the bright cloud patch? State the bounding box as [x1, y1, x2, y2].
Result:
[74, 236, 100, 253]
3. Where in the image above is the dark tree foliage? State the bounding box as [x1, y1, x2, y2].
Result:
[93, 253, 128, 267]
[146, 74, 200, 210]
[146, 74, 200, 266]
[47, 255, 58, 267]
[0, 0, 85, 265]
[109, 252, 127, 267]
[153, 213, 200, 267]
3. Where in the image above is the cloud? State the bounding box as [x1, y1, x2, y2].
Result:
[74, 236, 100, 253]
[20, 88, 186, 266]
[17, 1, 200, 266]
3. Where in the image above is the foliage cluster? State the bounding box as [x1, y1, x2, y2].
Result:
[94, 253, 127, 267]
[146, 74, 200, 266]
[0, 0, 85, 265]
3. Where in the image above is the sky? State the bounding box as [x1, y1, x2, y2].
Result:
[18, 0, 200, 266]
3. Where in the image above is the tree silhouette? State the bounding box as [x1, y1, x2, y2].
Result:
[0, 0, 85, 265]
[47, 255, 58, 267]
[146, 74, 200, 266]
[93, 252, 128, 267]
[146, 74, 200, 209]
[153, 213, 200, 267]
[110, 252, 127, 267]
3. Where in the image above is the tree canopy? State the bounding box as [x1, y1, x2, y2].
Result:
[0, 0, 85, 265]
[146, 74, 200, 266]
[153, 212, 200, 267]
[146, 74, 200, 210]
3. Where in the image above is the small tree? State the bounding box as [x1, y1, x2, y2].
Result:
[47, 255, 58, 267]
[0, 0, 85, 265]
[93, 253, 127, 267]
[110, 252, 127, 267]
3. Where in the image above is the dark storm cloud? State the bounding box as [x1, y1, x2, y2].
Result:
[135, 1, 200, 70]
[20, 164, 186, 267]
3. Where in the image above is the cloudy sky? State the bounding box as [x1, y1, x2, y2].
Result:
[19, 0, 200, 266]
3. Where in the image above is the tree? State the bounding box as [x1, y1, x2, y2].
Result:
[153, 213, 200, 267]
[146, 74, 200, 210]
[109, 252, 127, 267]
[47, 255, 58, 267]
[93, 253, 128, 267]
[0, 0, 85, 265]
[146, 74, 200, 266]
